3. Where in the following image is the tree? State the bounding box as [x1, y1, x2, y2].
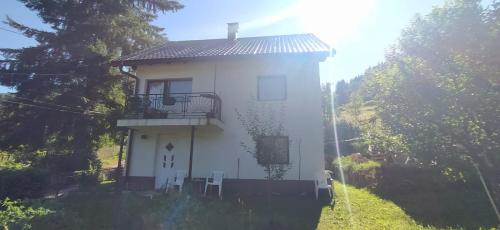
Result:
[321, 83, 335, 155]
[0, 0, 183, 171]
[334, 80, 349, 107]
[362, 0, 500, 202]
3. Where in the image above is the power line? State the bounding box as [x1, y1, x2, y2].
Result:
[0, 27, 25, 36]
[0, 72, 72, 88]
[0, 99, 104, 116]
[10, 95, 105, 115]
[0, 72, 72, 77]
[1, 99, 94, 116]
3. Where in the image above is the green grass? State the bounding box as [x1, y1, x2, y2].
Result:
[339, 101, 377, 126]
[24, 181, 446, 230]
[319, 182, 433, 230]
[96, 145, 121, 169]
[333, 155, 381, 173]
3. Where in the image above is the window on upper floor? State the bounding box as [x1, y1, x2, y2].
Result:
[146, 79, 192, 95]
[256, 136, 289, 164]
[146, 79, 192, 106]
[257, 75, 286, 101]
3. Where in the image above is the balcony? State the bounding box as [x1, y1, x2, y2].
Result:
[117, 93, 223, 129]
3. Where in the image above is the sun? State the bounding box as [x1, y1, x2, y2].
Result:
[293, 0, 377, 46]
[240, 0, 376, 47]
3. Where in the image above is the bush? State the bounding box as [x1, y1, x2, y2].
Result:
[332, 154, 380, 188]
[70, 158, 103, 187]
[36, 154, 91, 174]
[0, 167, 50, 199]
[0, 151, 30, 171]
[333, 154, 380, 173]
[371, 165, 498, 229]
[0, 198, 52, 230]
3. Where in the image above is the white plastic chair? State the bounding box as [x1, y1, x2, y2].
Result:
[165, 170, 186, 193]
[315, 170, 333, 200]
[204, 171, 224, 199]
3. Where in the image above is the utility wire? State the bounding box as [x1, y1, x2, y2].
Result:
[0, 72, 72, 77]
[0, 99, 104, 116]
[1, 99, 93, 116]
[0, 73, 113, 115]
[0, 27, 25, 36]
[0, 73, 77, 90]
[10, 95, 105, 115]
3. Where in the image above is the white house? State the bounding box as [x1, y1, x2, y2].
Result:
[113, 23, 330, 194]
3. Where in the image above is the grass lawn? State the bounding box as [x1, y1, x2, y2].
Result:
[339, 101, 377, 125]
[318, 182, 432, 230]
[96, 145, 121, 169]
[25, 181, 443, 230]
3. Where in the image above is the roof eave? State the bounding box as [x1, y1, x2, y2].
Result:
[111, 51, 330, 67]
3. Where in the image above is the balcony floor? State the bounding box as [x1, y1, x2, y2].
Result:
[117, 117, 224, 130]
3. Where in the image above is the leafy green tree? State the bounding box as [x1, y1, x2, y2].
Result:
[362, 0, 499, 201]
[321, 83, 335, 155]
[334, 80, 349, 107]
[334, 76, 366, 108]
[0, 0, 183, 171]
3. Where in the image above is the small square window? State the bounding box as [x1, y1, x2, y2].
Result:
[258, 75, 286, 101]
[256, 136, 289, 164]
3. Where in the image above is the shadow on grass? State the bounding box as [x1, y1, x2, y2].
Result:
[368, 166, 498, 229]
[28, 182, 329, 230]
[174, 183, 331, 230]
[192, 195, 328, 230]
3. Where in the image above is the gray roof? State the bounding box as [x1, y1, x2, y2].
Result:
[114, 33, 330, 65]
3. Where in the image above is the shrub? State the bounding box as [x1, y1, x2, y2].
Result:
[0, 167, 50, 199]
[37, 154, 89, 174]
[73, 159, 102, 186]
[332, 154, 381, 188]
[0, 152, 30, 171]
[333, 154, 380, 173]
[0, 198, 52, 230]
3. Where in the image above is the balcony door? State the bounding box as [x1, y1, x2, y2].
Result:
[146, 79, 192, 115]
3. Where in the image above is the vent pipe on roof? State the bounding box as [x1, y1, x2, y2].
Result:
[227, 22, 239, 40]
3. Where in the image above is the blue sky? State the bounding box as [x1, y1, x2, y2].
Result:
[0, 0, 444, 93]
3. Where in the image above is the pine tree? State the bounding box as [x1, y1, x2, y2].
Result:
[0, 0, 183, 171]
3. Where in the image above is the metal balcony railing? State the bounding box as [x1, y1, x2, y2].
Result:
[123, 93, 221, 120]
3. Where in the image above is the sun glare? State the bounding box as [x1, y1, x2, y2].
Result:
[294, 0, 377, 46]
[242, 0, 377, 46]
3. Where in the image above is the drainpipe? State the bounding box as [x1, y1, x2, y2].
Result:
[124, 129, 134, 182]
[115, 130, 125, 192]
[188, 126, 196, 180]
[118, 63, 139, 187]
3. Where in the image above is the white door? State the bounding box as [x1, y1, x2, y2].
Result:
[155, 134, 189, 189]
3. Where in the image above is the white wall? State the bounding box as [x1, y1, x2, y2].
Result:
[128, 56, 325, 181]
[128, 130, 157, 177]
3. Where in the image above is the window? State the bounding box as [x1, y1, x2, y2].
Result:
[146, 79, 192, 95]
[146, 79, 192, 105]
[256, 136, 289, 164]
[147, 81, 165, 95]
[258, 75, 286, 101]
[168, 80, 192, 94]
